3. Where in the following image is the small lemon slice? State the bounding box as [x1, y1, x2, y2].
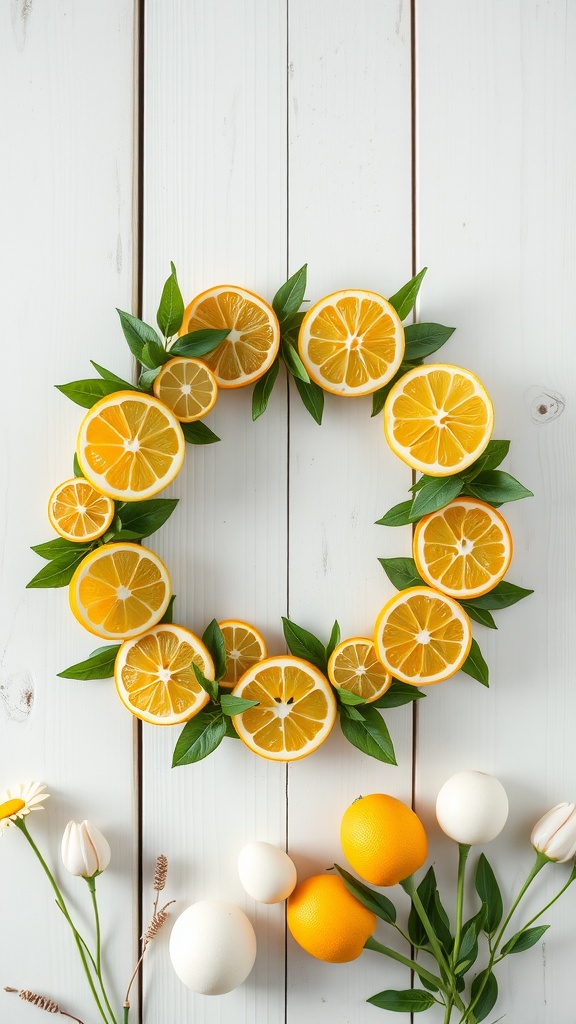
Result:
[153, 357, 218, 422]
[217, 619, 268, 688]
[48, 477, 115, 542]
[327, 637, 392, 702]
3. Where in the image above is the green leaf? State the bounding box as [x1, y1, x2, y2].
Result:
[55, 379, 126, 409]
[170, 328, 229, 357]
[456, 917, 481, 974]
[220, 694, 260, 716]
[252, 358, 281, 420]
[336, 688, 368, 706]
[224, 715, 241, 739]
[461, 638, 489, 686]
[464, 470, 533, 505]
[371, 680, 425, 707]
[157, 261, 185, 338]
[202, 619, 227, 682]
[378, 556, 423, 591]
[388, 267, 427, 320]
[281, 338, 310, 382]
[141, 339, 170, 369]
[403, 322, 455, 359]
[117, 309, 163, 364]
[26, 548, 90, 588]
[408, 867, 436, 947]
[160, 595, 176, 624]
[281, 309, 306, 345]
[501, 924, 549, 956]
[114, 498, 178, 539]
[371, 361, 418, 416]
[475, 854, 503, 935]
[90, 361, 138, 390]
[335, 864, 396, 924]
[367, 989, 436, 1012]
[431, 888, 453, 952]
[73, 453, 84, 477]
[325, 620, 341, 662]
[31, 538, 92, 560]
[282, 618, 327, 673]
[273, 265, 307, 323]
[464, 440, 511, 478]
[181, 420, 220, 445]
[470, 970, 498, 1022]
[138, 366, 161, 391]
[293, 376, 324, 424]
[192, 663, 219, 703]
[339, 705, 397, 764]
[338, 702, 365, 722]
[460, 603, 497, 629]
[375, 500, 417, 527]
[57, 645, 120, 680]
[410, 475, 464, 519]
[462, 581, 534, 611]
[172, 708, 227, 766]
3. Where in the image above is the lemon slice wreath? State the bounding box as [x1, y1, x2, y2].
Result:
[28, 263, 533, 768]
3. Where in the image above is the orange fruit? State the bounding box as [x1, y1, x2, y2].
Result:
[384, 363, 494, 476]
[217, 619, 267, 688]
[298, 289, 405, 396]
[327, 637, 392, 703]
[69, 542, 171, 640]
[340, 793, 428, 887]
[47, 477, 115, 542]
[413, 497, 513, 599]
[374, 586, 472, 686]
[77, 391, 185, 501]
[230, 655, 337, 761]
[178, 285, 280, 389]
[114, 623, 213, 725]
[287, 874, 376, 962]
[152, 356, 218, 422]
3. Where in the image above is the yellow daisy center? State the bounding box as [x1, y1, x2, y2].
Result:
[0, 798, 26, 820]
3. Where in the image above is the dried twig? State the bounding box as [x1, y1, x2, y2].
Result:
[123, 857, 173, 1017]
[4, 987, 86, 1023]
[153, 855, 168, 893]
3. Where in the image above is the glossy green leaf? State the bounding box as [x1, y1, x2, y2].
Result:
[463, 439, 511, 478]
[273, 264, 307, 322]
[138, 366, 161, 391]
[73, 454, 84, 477]
[470, 969, 498, 1022]
[26, 548, 90, 588]
[501, 924, 549, 956]
[339, 705, 397, 764]
[252, 357, 281, 420]
[461, 638, 489, 686]
[336, 688, 368, 706]
[160, 595, 176, 624]
[90, 361, 138, 389]
[57, 645, 120, 680]
[202, 619, 227, 683]
[157, 261, 185, 338]
[371, 680, 425, 707]
[220, 694, 260, 716]
[408, 867, 436, 947]
[172, 708, 227, 766]
[378, 556, 423, 591]
[403, 322, 455, 359]
[114, 498, 178, 539]
[325, 620, 341, 662]
[475, 854, 503, 935]
[192, 663, 219, 703]
[462, 581, 534, 611]
[293, 376, 324, 424]
[55, 379, 125, 409]
[116, 309, 162, 364]
[335, 864, 396, 924]
[282, 617, 327, 672]
[170, 328, 229, 357]
[410, 475, 464, 519]
[367, 989, 436, 1012]
[141, 339, 170, 369]
[375, 500, 416, 527]
[388, 267, 427, 320]
[281, 338, 310, 382]
[463, 470, 533, 505]
[459, 603, 497, 629]
[31, 538, 92, 561]
[181, 421, 220, 445]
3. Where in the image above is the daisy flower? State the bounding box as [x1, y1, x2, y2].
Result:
[0, 782, 49, 835]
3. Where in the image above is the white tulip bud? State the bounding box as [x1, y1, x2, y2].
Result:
[61, 820, 111, 878]
[435, 770, 509, 846]
[531, 803, 576, 863]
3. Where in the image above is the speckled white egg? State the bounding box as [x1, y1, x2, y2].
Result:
[436, 770, 509, 846]
[238, 841, 297, 904]
[169, 900, 257, 995]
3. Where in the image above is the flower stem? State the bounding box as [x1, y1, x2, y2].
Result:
[452, 844, 470, 969]
[15, 820, 116, 1024]
[364, 935, 446, 993]
[400, 875, 466, 1015]
[85, 876, 119, 1024]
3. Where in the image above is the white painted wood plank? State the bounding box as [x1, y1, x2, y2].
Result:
[415, 2, 576, 1021]
[286, 2, 416, 1021]
[0, 3, 138, 1023]
[142, 2, 288, 1021]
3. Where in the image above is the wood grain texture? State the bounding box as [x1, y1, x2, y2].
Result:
[0, 2, 138, 1023]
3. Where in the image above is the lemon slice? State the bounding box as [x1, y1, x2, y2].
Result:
[48, 477, 115, 542]
[297, 289, 405, 396]
[327, 637, 392, 702]
[384, 363, 494, 476]
[114, 623, 213, 725]
[231, 655, 337, 761]
[178, 285, 280, 389]
[77, 391, 185, 501]
[217, 619, 268, 688]
[374, 586, 472, 685]
[413, 497, 513, 599]
[69, 542, 171, 640]
[152, 357, 218, 422]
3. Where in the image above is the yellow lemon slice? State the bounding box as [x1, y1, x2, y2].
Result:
[178, 285, 280, 388]
[384, 363, 494, 476]
[327, 637, 392, 703]
[217, 619, 268, 689]
[413, 497, 513, 599]
[297, 289, 405, 396]
[114, 623, 213, 725]
[69, 542, 171, 640]
[77, 391, 185, 501]
[48, 477, 115, 542]
[374, 586, 472, 686]
[231, 655, 337, 761]
[152, 357, 218, 422]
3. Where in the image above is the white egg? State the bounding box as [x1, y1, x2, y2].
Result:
[238, 841, 297, 904]
[169, 900, 257, 995]
[436, 770, 509, 846]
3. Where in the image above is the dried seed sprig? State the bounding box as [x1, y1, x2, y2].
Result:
[4, 987, 86, 1023]
[123, 857, 173, 1022]
[153, 855, 168, 893]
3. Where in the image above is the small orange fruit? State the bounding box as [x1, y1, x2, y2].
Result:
[152, 356, 218, 422]
[327, 636, 392, 703]
[340, 793, 428, 886]
[287, 874, 376, 962]
[47, 477, 115, 543]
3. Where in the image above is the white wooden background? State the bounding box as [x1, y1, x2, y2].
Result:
[1, 1, 575, 1022]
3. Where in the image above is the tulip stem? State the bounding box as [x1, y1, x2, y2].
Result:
[452, 844, 470, 969]
[364, 935, 446, 992]
[15, 819, 116, 1024]
[85, 877, 119, 1024]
